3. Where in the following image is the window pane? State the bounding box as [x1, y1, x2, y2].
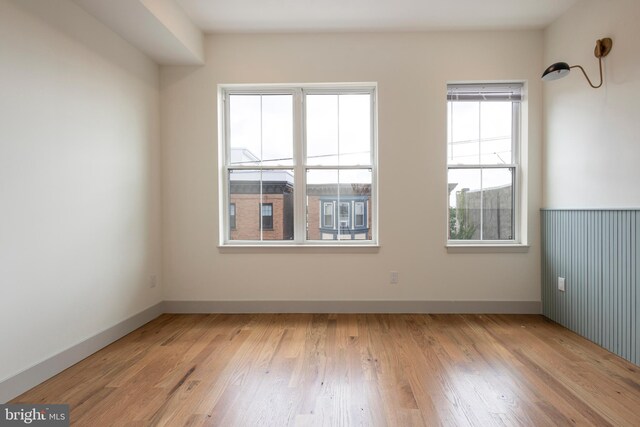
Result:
[448, 101, 514, 165]
[480, 102, 512, 164]
[355, 202, 365, 227]
[229, 169, 294, 241]
[448, 168, 481, 240]
[448, 167, 514, 241]
[448, 101, 480, 165]
[229, 94, 293, 166]
[261, 203, 273, 230]
[339, 202, 350, 228]
[323, 202, 334, 228]
[229, 203, 236, 230]
[306, 96, 337, 166]
[306, 169, 338, 240]
[262, 95, 293, 166]
[482, 168, 514, 240]
[306, 169, 372, 240]
[339, 94, 371, 166]
[306, 94, 371, 166]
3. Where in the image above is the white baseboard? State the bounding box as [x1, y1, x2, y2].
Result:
[0, 302, 164, 403]
[163, 300, 542, 314]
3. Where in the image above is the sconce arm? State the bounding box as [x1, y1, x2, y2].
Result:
[570, 58, 603, 89]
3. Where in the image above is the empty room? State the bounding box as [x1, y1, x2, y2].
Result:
[1, 0, 639, 425]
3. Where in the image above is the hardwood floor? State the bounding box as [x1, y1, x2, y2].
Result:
[12, 314, 640, 426]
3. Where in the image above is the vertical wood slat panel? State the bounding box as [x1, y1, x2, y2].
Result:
[635, 211, 640, 366]
[541, 209, 639, 366]
[542, 211, 551, 318]
[603, 211, 615, 354]
[603, 211, 614, 354]
[589, 210, 602, 345]
[541, 211, 548, 317]
[623, 211, 632, 360]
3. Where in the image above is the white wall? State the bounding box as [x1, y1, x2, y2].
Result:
[161, 31, 544, 303]
[0, 0, 161, 383]
[543, 0, 640, 208]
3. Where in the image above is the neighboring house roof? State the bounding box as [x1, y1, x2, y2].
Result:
[229, 149, 369, 196]
[230, 169, 295, 184]
[230, 148, 260, 165]
[229, 148, 295, 184]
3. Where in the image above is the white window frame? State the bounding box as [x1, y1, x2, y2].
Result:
[218, 83, 378, 246]
[446, 82, 524, 247]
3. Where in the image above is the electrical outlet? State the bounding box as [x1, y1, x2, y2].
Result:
[558, 277, 566, 292]
[390, 271, 399, 284]
[150, 275, 157, 288]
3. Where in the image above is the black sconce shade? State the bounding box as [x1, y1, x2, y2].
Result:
[541, 62, 571, 81]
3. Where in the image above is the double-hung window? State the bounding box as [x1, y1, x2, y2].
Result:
[261, 203, 273, 230]
[322, 202, 334, 228]
[220, 84, 377, 245]
[447, 83, 522, 243]
[229, 203, 236, 230]
[355, 202, 365, 227]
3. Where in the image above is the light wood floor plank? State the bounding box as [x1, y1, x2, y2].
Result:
[11, 314, 640, 426]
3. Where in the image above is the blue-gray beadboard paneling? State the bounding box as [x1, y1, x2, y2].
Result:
[541, 209, 639, 366]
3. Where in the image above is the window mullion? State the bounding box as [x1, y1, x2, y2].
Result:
[513, 101, 520, 243]
[336, 95, 341, 240]
[221, 91, 230, 243]
[294, 89, 306, 244]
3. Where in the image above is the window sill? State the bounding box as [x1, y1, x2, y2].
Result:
[446, 244, 529, 254]
[218, 244, 380, 254]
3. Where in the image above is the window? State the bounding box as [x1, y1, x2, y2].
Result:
[355, 202, 365, 227]
[220, 84, 377, 245]
[229, 203, 236, 230]
[322, 202, 334, 228]
[447, 83, 522, 243]
[261, 203, 273, 230]
[339, 202, 350, 228]
[317, 197, 369, 239]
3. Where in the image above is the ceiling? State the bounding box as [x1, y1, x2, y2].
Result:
[177, 0, 580, 33]
[74, 0, 581, 64]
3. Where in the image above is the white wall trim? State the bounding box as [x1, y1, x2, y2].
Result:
[164, 300, 542, 314]
[0, 303, 164, 403]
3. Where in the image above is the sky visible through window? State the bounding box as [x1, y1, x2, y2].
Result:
[447, 100, 514, 206]
[229, 94, 293, 165]
[229, 93, 372, 184]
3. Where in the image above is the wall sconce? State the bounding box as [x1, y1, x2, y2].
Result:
[541, 38, 613, 89]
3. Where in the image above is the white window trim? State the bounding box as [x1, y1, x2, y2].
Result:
[218, 83, 378, 247]
[445, 81, 526, 248]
